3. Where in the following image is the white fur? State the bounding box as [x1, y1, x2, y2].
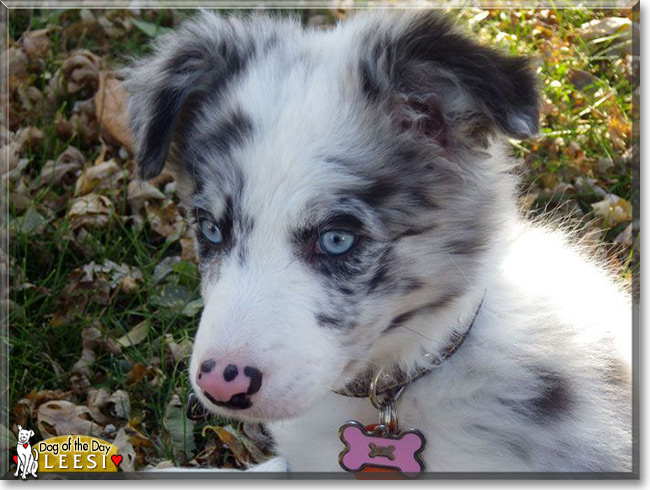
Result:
[270, 224, 632, 472]
[128, 11, 633, 474]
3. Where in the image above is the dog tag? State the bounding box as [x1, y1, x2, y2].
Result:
[338, 421, 426, 477]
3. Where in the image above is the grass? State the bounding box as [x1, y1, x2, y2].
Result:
[7, 5, 637, 468]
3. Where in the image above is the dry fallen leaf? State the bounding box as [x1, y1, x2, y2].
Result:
[614, 223, 633, 246]
[108, 390, 131, 420]
[11, 206, 47, 235]
[152, 256, 181, 285]
[1, 142, 23, 175]
[567, 69, 598, 91]
[88, 388, 130, 424]
[181, 298, 203, 318]
[151, 460, 176, 470]
[145, 199, 185, 241]
[151, 283, 193, 310]
[62, 50, 101, 94]
[37, 400, 103, 439]
[72, 326, 103, 378]
[38, 160, 80, 188]
[204, 425, 252, 468]
[36, 145, 85, 188]
[97, 12, 132, 39]
[180, 234, 198, 263]
[96, 260, 143, 290]
[127, 180, 166, 214]
[591, 194, 632, 227]
[577, 17, 631, 43]
[122, 423, 152, 450]
[607, 109, 631, 152]
[74, 159, 125, 196]
[566, 140, 586, 166]
[117, 320, 149, 348]
[15, 85, 45, 120]
[1, 126, 43, 174]
[241, 422, 274, 456]
[9, 192, 32, 211]
[164, 394, 196, 463]
[68, 193, 114, 229]
[126, 363, 160, 385]
[15, 389, 76, 426]
[21, 28, 51, 60]
[87, 388, 113, 425]
[94, 71, 134, 150]
[113, 427, 137, 472]
[8, 47, 29, 89]
[30, 390, 76, 408]
[164, 334, 192, 365]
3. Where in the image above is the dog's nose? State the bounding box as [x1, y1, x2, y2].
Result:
[196, 358, 262, 410]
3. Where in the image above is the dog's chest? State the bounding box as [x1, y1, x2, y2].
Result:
[266, 380, 530, 473]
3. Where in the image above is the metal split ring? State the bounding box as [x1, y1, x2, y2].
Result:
[369, 367, 405, 410]
[369, 424, 389, 437]
[369, 367, 404, 434]
[379, 400, 399, 434]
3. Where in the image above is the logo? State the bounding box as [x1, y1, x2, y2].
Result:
[11, 431, 123, 475]
[14, 425, 38, 479]
[35, 435, 121, 473]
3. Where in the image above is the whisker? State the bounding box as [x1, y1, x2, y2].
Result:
[391, 323, 437, 344]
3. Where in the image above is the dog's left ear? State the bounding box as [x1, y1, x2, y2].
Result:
[357, 12, 539, 147]
[29, 430, 34, 438]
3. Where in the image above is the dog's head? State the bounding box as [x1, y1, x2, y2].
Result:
[125, 11, 538, 421]
[16, 426, 34, 444]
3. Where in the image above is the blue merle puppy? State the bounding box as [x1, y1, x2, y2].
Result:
[125, 10, 632, 473]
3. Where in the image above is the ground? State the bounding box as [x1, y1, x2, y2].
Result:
[4, 4, 638, 471]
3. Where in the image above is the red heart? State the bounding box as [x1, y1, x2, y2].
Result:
[13, 455, 17, 464]
[23, 443, 28, 448]
[111, 455, 123, 468]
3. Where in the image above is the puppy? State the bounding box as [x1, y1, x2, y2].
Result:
[125, 11, 633, 473]
[15, 425, 38, 479]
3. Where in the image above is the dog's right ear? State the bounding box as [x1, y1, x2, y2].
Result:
[123, 13, 265, 180]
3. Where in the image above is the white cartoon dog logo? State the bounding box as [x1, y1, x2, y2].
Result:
[14, 425, 38, 479]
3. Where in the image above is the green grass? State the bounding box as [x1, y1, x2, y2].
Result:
[10, 206, 202, 460]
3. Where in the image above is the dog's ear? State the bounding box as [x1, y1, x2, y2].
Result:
[17, 425, 22, 431]
[357, 12, 539, 148]
[123, 13, 270, 180]
[29, 430, 34, 438]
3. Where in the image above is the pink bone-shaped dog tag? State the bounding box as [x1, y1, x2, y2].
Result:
[338, 421, 426, 476]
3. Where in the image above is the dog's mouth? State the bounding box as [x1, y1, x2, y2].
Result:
[186, 392, 254, 421]
[202, 391, 253, 410]
[186, 393, 210, 421]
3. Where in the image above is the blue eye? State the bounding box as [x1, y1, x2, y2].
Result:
[317, 230, 357, 256]
[201, 219, 223, 244]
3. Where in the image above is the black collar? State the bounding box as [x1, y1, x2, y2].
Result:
[333, 292, 485, 399]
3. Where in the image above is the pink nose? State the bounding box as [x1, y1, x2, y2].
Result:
[196, 359, 262, 410]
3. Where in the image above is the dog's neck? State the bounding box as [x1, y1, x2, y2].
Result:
[338, 282, 489, 398]
[335, 193, 517, 398]
[381, 284, 485, 363]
